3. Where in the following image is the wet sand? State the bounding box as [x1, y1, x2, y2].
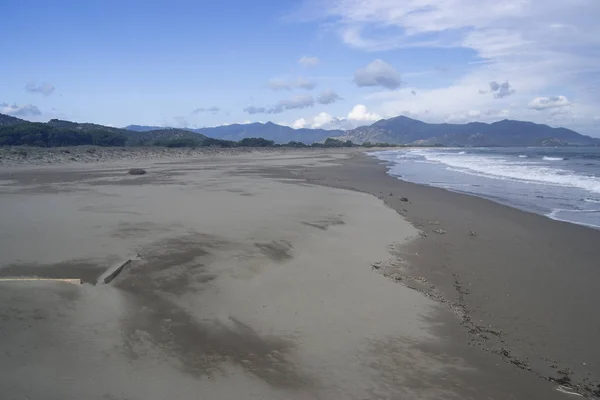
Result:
[280, 151, 600, 398]
[0, 149, 586, 399]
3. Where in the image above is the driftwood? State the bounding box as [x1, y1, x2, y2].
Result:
[104, 259, 132, 284]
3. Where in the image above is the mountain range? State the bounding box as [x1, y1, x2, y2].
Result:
[1, 112, 598, 147]
[126, 122, 344, 144]
[128, 116, 598, 146]
[332, 116, 599, 146]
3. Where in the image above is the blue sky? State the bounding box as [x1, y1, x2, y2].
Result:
[2, 0, 599, 135]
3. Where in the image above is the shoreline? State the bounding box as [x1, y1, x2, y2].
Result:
[274, 152, 600, 398]
[367, 149, 600, 232]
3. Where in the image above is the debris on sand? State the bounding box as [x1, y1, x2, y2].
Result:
[104, 259, 132, 284]
[552, 368, 573, 386]
[433, 229, 446, 235]
[469, 230, 477, 236]
[128, 168, 147, 175]
[400, 197, 409, 202]
[555, 385, 583, 397]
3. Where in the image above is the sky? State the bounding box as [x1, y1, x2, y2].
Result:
[1, 0, 599, 136]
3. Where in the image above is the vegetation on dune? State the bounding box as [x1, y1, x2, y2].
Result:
[237, 137, 275, 147]
[153, 138, 203, 148]
[150, 136, 362, 149]
[285, 141, 308, 148]
[126, 129, 207, 146]
[362, 141, 403, 148]
[201, 138, 237, 147]
[325, 138, 354, 147]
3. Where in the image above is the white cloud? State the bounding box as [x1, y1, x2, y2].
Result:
[347, 104, 381, 121]
[302, 0, 600, 134]
[1, 102, 42, 117]
[273, 95, 315, 112]
[296, 113, 348, 129]
[290, 113, 337, 129]
[528, 96, 571, 110]
[217, 120, 252, 126]
[489, 81, 515, 98]
[25, 82, 55, 96]
[266, 78, 292, 91]
[299, 56, 319, 67]
[193, 106, 221, 114]
[313, 112, 334, 127]
[244, 106, 268, 114]
[295, 77, 316, 90]
[244, 95, 315, 114]
[314, 0, 597, 55]
[354, 59, 401, 90]
[286, 104, 386, 131]
[317, 89, 342, 104]
[265, 76, 316, 91]
[368, 82, 519, 123]
[293, 118, 308, 128]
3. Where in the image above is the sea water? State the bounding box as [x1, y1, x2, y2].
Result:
[371, 147, 600, 229]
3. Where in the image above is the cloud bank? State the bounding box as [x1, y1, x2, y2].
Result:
[245, 95, 315, 114]
[1, 102, 42, 117]
[266, 77, 316, 91]
[299, 56, 319, 67]
[354, 60, 401, 90]
[528, 96, 570, 110]
[193, 106, 221, 114]
[489, 81, 515, 99]
[317, 89, 342, 104]
[25, 82, 55, 96]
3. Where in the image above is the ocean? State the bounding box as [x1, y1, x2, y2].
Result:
[371, 147, 600, 230]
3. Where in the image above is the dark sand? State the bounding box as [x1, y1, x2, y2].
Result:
[274, 151, 600, 398]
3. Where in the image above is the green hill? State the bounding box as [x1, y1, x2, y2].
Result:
[0, 114, 208, 147]
[0, 113, 28, 126]
[125, 129, 207, 146]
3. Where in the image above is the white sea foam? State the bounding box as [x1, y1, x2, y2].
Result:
[370, 149, 600, 229]
[543, 156, 564, 161]
[547, 208, 600, 229]
[382, 149, 600, 195]
[518, 155, 528, 158]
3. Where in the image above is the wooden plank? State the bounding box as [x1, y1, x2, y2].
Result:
[0, 278, 81, 284]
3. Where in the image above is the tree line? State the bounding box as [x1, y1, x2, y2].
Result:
[0, 123, 126, 147]
[153, 137, 361, 148]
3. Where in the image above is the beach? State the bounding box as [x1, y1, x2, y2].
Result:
[283, 151, 600, 397]
[0, 148, 597, 399]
